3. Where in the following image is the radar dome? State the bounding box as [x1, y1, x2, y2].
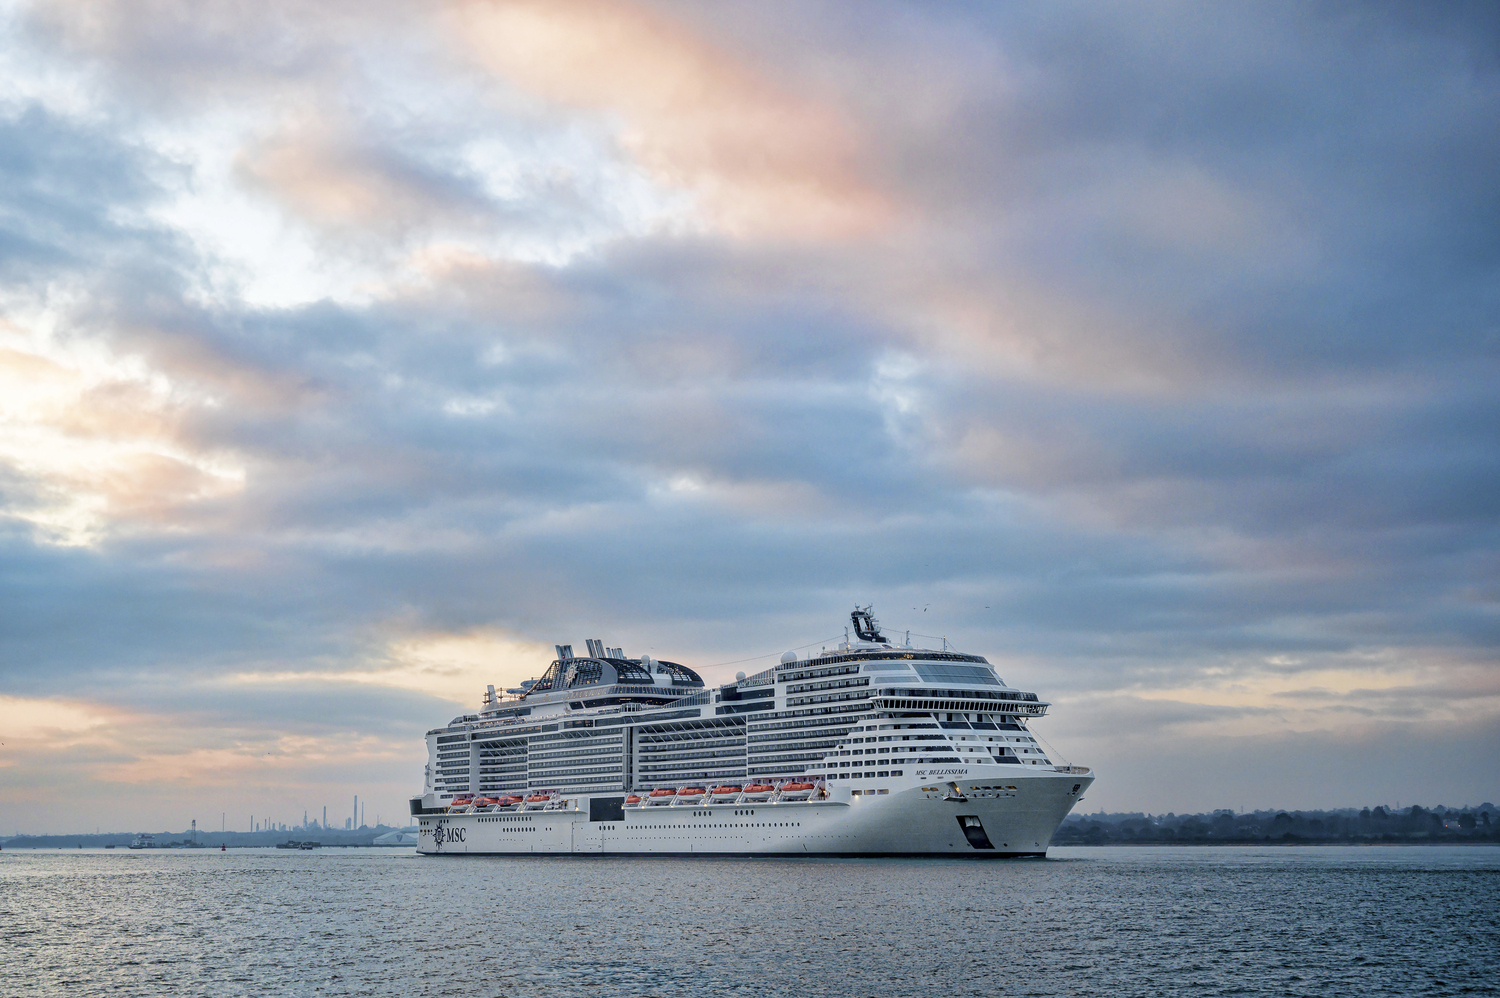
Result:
[639, 653, 653, 669]
[735, 671, 747, 682]
[780, 651, 797, 665]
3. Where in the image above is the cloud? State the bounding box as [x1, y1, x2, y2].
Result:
[21, 0, 366, 103]
[0, 0, 1496, 829]
[229, 626, 555, 703]
[447, 0, 892, 241]
[0, 694, 114, 742]
[0, 332, 248, 543]
[234, 115, 491, 237]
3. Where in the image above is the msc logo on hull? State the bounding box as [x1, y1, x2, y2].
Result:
[430, 821, 466, 848]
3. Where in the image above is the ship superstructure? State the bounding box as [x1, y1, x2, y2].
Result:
[412, 609, 1092, 856]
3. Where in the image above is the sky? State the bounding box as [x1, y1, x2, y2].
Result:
[1, 0, 1497, 834]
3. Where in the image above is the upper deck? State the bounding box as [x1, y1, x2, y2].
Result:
[430, 637, 1048, 739]
[419, 608, 1065, 805]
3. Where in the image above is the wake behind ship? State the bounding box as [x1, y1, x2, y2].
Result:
[411, 609, 1093, 857]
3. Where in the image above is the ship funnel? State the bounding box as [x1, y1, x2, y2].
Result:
[851, 606, 886, 643]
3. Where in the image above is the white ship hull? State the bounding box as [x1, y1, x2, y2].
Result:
[417, 768, 1091, 857]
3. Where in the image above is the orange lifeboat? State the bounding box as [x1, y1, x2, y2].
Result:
[778, 782, 815, 800]
[472, 796, 499, 809]
[740, 783, 774, 799]
[495, 796, 522, 807]
[709, 785, 742, 801]
[624, 794, 643, 807]
[646, 788, 676, 806]
[673, 787, 707, 804]
[525, 795, 550, 803]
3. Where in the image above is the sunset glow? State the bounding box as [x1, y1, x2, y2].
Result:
[1, 0, 1495, 832]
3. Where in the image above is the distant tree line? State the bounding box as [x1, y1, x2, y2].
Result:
[1053, 803, 1498, 845]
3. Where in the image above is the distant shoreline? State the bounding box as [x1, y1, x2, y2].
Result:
[0, 829, 412, 851]
[1054, 803, 1496, 847]
[1051, 839, 1500, 847]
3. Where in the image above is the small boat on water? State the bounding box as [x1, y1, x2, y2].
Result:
[128, 834, 155, 850]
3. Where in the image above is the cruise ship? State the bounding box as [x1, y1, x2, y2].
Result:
[411, 609, 1092, 857]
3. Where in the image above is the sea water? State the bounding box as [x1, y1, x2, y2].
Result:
[2, 845, 1494, 996]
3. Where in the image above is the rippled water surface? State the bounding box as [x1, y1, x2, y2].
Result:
[3, 845, 1495, 996]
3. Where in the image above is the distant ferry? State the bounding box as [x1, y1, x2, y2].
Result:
[411, 609, 1093, 857]
[128, 834, 154, 849]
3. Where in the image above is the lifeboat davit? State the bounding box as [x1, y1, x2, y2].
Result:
[740, 784, 774, 800]
[472, 796, 499, 810]
[495, 796, 523, 808]
[778, 782, 815, 800]
[646, 788, 676, 806]
[672, 786, 707, 804]
[448, 796, 475, 812]
[709, 785, 742, 802]
[624, 794, 643, 808]
[522, 794, 551, 810]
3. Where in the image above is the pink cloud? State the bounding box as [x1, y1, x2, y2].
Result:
[447, 0, 892, 241]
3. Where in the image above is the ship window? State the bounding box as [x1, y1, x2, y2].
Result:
[912, 664, 1000, 685]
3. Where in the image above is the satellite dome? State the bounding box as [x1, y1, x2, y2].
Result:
[735, 671, 747, 682]
[780, 651, 797, 665]
[639, 653, 653, 669]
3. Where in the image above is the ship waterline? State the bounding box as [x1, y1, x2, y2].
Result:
[413, 609, 1093, 857]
